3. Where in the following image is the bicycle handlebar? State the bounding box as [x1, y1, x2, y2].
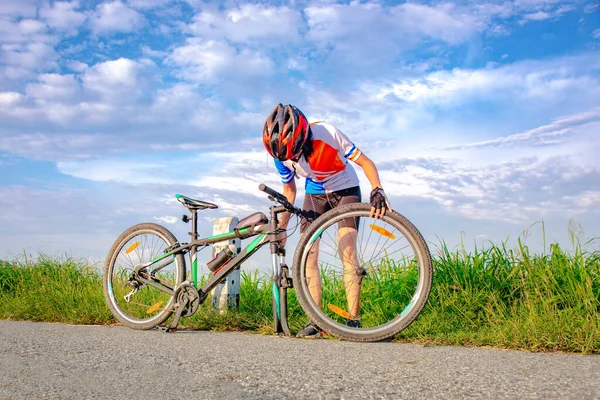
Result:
[259, 184, 302, 215]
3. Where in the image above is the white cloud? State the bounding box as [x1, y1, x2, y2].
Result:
[81, 57, 145, 103]
[167, 38, 273, 83]
[141, 45, 167, 58]
[0, 42, 58, 71]
[380, 154, 600, 224]
[567, 191, 600, 208]
[88, 0, 143, 35]
[0, 65, 36, 82]
[369, 53, 600, 107]
[188, 4, 301, 43]
[58, 158, 175, 183]
[26, 73, 80, 101]
[0, 18, 53, 44]
[299, 0, 580, 73]
[127, 0, 172, 9]
[167, 40, 233, 81]
[54, 150, 272, 190]
[519, 5, 574, 24]
[0, 0, 38, 18]
[445, 108, 600, 149]
[0, 133, 102, 160]
[40, 1, 87, 31]
[488, 24, 511, 36]
[0, 57, 155, 130]
[305, 2, 484, 54]
[593, 29, 600, 40]
[154, 216, 178, 224]
[66, 60, 88, 72]
[584, 3, 599, 14]
[83, 57, 138, 87]
[0, 91, 23, 107]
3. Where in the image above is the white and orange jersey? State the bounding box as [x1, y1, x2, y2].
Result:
[274, 122, 362, 194]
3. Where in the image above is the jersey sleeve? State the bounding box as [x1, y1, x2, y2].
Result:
[274, 159, 295, 184]
[329, 124, 362, 162]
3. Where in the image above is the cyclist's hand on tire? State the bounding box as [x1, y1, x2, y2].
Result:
[370, 187, 392, 219]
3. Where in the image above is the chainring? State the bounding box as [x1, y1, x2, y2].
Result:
[175, 283, 200, 317]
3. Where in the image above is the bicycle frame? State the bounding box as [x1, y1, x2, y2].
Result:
[130, 202, 292, 334]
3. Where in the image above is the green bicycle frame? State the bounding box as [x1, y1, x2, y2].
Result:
[132, 205, 288, 308]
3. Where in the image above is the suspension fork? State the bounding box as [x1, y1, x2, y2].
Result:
[269, 204, 292, 336]
[271, 243, 292, 336]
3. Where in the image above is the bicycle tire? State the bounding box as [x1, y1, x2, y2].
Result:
[103, 223, 186, 330]
[292, 203, 433, 342]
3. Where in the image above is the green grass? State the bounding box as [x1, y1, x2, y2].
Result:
[1, 235, 598, 353]
[397, 238, 600, 353]
[0, 255, 112, 324]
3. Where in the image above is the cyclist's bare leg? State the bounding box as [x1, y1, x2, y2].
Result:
[306, 238, 321, 306]
[338, 226, 361, 318]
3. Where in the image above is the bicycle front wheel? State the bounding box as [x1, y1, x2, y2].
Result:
[103, 223, 185, 330]
[292, 203, 432, 342]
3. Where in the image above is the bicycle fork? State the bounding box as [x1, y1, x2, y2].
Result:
[271, 244, 292, 336]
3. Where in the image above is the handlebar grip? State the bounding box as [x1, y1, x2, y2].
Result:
[259, 184, 300, 215]
[258, 183, 279, 198]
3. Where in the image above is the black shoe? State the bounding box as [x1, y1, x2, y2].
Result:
[345, 319, 362, 328]
[296, 323, 321, 338]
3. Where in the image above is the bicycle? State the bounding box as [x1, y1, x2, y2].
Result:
[103, 184, 433, 342]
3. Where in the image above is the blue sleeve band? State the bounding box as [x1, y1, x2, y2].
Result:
[344, 145, 356, 158]
[274, 160, 294, 184]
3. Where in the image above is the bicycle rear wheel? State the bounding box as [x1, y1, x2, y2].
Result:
[103, 223, 185, 330]
[292, 203, 432, 342]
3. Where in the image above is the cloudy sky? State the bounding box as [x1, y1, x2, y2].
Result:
[0, 0, 599, 263]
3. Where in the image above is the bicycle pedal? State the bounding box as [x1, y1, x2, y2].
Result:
[158, 326, 178, 333]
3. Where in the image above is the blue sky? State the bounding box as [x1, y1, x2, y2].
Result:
[0, 0, 599, 264]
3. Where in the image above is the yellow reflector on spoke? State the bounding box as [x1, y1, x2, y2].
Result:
[327, 304, 355, 320]
[369, 224, 396, 239]
[125, 242, 140, 254]
[147, 301, 163, 314]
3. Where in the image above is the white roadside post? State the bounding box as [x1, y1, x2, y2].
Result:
[211, 217, 241, 313]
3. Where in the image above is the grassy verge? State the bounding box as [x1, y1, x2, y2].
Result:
[1, 238, 598, 353]
[397, 239, 600, 353]
[0, 255, 112, 324]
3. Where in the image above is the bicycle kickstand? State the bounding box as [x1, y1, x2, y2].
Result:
[161, 295, 189, 333]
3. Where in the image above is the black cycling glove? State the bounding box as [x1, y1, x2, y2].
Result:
[370, 187, 392, 216]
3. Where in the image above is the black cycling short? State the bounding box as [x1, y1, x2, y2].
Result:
[300, 186, 361, 233]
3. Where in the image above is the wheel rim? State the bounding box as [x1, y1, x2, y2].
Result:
[107, 230, 181, 325]
[299, 209, 429, 336]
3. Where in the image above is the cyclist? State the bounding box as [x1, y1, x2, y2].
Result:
[262, 103, 392, 338]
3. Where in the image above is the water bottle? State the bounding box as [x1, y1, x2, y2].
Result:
[207, 244, 238, 272]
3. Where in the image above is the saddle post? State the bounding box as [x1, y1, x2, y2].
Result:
[186, 209, 199, 286]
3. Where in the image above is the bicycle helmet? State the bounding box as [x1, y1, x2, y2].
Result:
[262, 103, 310, 161]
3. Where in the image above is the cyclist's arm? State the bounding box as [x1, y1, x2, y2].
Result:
[280, 180, 297, 230]
[353, 153, 383, 190]
[278, 180, 297, 249]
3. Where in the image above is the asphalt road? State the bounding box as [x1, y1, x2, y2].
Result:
[0, 320, 599, 399]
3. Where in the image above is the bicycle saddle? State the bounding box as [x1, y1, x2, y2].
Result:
[175, 194, 218, 210]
